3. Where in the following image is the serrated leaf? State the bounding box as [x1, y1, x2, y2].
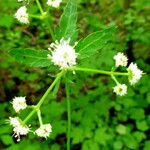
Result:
[76, 25, 116, 59]
[10, 48, 52, 68]
[55, 0, 77, 43]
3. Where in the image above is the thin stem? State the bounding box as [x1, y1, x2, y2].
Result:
[36, 71, 64, 109]
[35, 0, 55, 40]
[29, 14, 43, 19]
[111, 75, 120, 85]
[23, 70, 64, 124]
[37, 110, 43, 126]
[35, 0, 44, 15]
[65, 77, 71, 150]
[69, 67, 129, 76]
[45, 18, 55, 41]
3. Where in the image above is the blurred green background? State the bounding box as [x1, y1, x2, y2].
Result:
[0, 0, 150, 149]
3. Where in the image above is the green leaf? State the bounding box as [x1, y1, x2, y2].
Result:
[144, 141, 150, 150]
[76, 25, 116, 59]
[133, 131, 146, 143]
[113, 141, 123, 150]
[1, 135, 13, 145]
[136, 120, 149, 131]
[55, 0, 77, 43]
[116, 124, 127, 135]
[129, 108, 145, 121]
[9, 48, 52, 68]
[123, 134, 138, 149]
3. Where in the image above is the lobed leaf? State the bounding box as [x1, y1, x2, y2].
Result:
[9, 48, 52, 68]
[55, 0, 77, 43]
[76, 25, 117, 60]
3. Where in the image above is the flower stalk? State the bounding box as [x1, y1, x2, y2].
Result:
[23, 70, 64, 124]
[69, 67, 129, 76]
[65, 77, 71, 150]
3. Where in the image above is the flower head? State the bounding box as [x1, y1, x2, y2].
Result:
[13, 124, 30, 142]
[113, 52, 128, 67]
[48, 38, 78, 69]
[113, 84, 127, 96]
[127, 63, 143, 85]
[12, 96, 27, 113]
[47, 0, 62, 8]
[35, 124, 52, 138]
[8, 117, 20, 127]
[8, 117, 30, 142]
[15, 6, 29, 24]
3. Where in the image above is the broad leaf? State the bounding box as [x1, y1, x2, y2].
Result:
[10, 48, 52, 68]
[76, 25, 116, 59]
[55, 0, 77, 43]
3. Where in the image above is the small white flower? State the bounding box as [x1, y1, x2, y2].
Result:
[15, 6, 29, 24]
[48, 38, 78, 69]
[12, 96, 27, 113]
[127, 63, 143, 85]
[35, 124, 52, 138]
[113, 84, 127, 96]
[8, 117, 20, 127]
[113, 52, 128, 67]
[47, 0, 62, 8]
[13, 124, 30, 142]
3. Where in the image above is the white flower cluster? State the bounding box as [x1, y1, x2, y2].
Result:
[9, 117, 30, 142]
[113, 52, 128, 67]
[113, 52, 143, 96]
[113, 84, 127, 96]
[9, 96, 52, 141]
[127, 63, 143, 85]
[35, 124, 52, 138]
[15, 6, 29, 24]
[12, 96, 27, 113]
[47, 0, 62, 8]
[48, 38, 78, 69]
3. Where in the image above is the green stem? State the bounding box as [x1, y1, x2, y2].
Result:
[29, 14, 43, 19]
[35, 0, 44, 15]
[23, 70, 64, 124]
[111, 75, 120, 85]
[45, 18, 55, 41]
[37, 110, 43, 126]
[35, 0, 55, 40]
[69, 67, 129, 76]
[65, 77, 71, 150]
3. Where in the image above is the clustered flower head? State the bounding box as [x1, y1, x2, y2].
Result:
[113, 52, 128, 67]
[12, 96, 27, 113]
[47, 0, 62, 8]
[48, 38, 78, 69]
[127, 63, 143, 85]
[35, 124, 52, 138]
[8, 96, 52, 142]
[113, 84, 127, 96]
[15, 6, 29, 24]
[112, 52, 143, 96]
[8, 117, 30, 142]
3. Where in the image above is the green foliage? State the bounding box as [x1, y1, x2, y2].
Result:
[55, 0, 77, 43]
[76, 25, 116, 60]
[0, 0, 150, 150]
[9, 48, 52, 68]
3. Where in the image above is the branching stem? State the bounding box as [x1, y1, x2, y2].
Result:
[35, 0, 44, 15]
[69, 67, 129, 76]
[23, 70, 64, 123]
